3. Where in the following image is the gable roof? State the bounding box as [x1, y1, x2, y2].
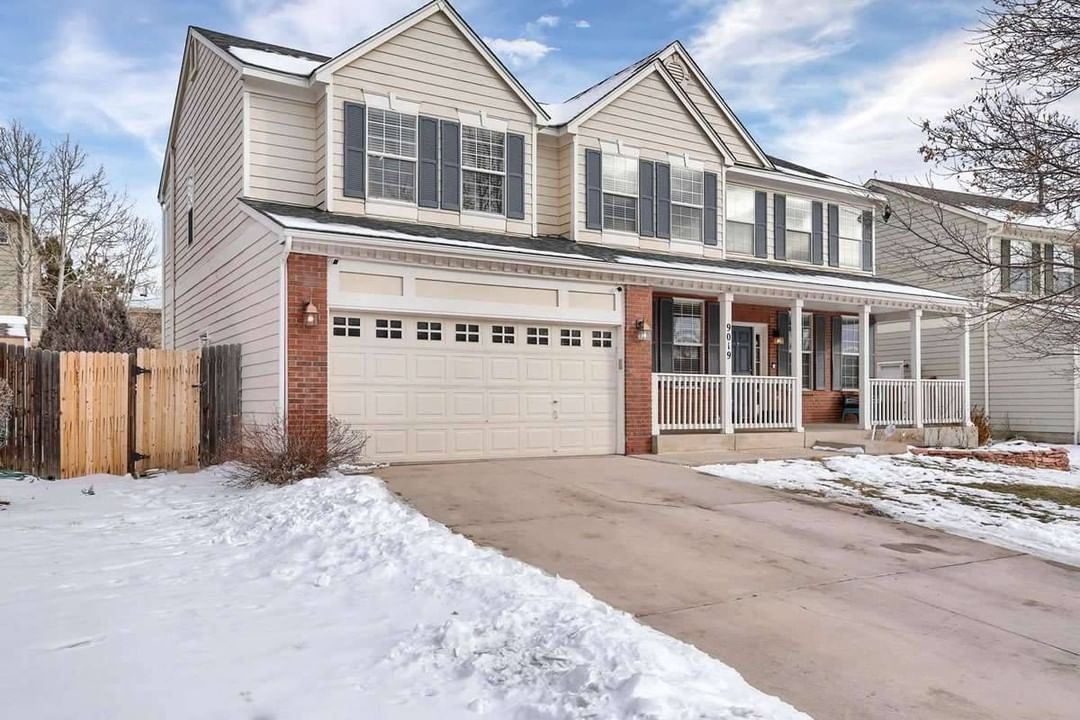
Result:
[191, 26, 329, 76]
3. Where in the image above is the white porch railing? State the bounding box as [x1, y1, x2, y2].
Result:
[922, 379, 966, 425]
[652, 373, 798, 432]
[732, 375, 798, 430]
[870, 378, 967, 427]
[870, 378, 918, 426]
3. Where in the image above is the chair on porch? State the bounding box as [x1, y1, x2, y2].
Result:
[841, 393, 859, 423]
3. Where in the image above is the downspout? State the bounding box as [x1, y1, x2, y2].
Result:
[278, 234, 293, 417]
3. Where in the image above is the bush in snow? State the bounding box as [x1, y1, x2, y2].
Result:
[225, 415, 367, 486]
[971, 405, 993, 446]
[0, 379, 11, 448]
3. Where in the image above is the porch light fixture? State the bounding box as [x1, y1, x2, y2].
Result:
[302, 301, 319, 328]
[771, 330, 785, 346]
[636, 319, 652, 342]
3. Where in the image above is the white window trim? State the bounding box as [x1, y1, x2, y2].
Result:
[366, 105, 419, 205]
[670, 165, 705, 243]
[724, 184, 756, 256]
[801, 311, 814, 389]
[672, 298, 705, 374]
[836, 206, 863, 270]
[839, 315, 860, 390]
[460, 124, 507, 217]
[601, 152, 639, 234]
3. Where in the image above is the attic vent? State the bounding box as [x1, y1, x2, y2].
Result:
[665, 57, 686, 84]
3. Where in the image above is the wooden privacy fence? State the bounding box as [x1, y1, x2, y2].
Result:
[0, 344, 242, 479]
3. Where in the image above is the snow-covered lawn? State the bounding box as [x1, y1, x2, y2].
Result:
[698, 451, 1080, 567]
[0, 469, 809, 720]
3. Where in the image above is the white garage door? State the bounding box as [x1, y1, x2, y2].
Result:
[328, 312, 620, 462]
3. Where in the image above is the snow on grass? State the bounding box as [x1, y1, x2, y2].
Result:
[698, 453, 1080, 567]
[0, 469, 809, 720]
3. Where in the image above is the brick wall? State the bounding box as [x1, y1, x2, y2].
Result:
[623, 285, 654, 454]
[286, 253, 328, 445]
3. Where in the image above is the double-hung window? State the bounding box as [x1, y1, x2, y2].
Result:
[672, 299, 703, 373]
[602, 154, 638, 233]
[800, 312, 813, 388]
[840, 317, 859, 389]
[368, 108, 417, 202]
[1052, 245, 1074, 293]
[462, 125, 505, 214]
[671, 166, 704, 242]
[786, 198, 813, 262]
[1008, 239, 1034, 294]
[836, 207, 863, 268]
[725, 186, 755, 254]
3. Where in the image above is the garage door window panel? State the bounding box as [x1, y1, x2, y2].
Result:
[560, 329, 582, 347]
[527, 327, 549, 345]
[592, 330, 613, 348]
[375, 318, 402, 339]
[332, 316, 361, 337]
[492, 325, 516, 344]
[456, 323, 480, 342]
[417, 321, 442, 341]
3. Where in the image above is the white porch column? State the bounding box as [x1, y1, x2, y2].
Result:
[790, 298, 804, 432]
[960, 312, 972, 426]
[910, 308, 923, 428]
[721, 291, 734, 434]
[859, 304, 872, 430]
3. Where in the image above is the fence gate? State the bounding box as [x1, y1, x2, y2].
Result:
[59, 352, 130, 477]
[133, 349, 201, 476]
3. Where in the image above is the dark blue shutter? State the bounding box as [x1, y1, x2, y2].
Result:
[773, 194, 786, 259]
[638, 160, 655, 237]
[506, 133, 525, 219]
[777, 311, 791, 376]
[827, 204, 840, 267]
[657, 296, 674, 372]
[703, 171, 718, 246]
[706, 301, 721, 373]
[439, 120, 460, 211]
[831, 316, 843, 390]
[753, 191, 767, 258]
[655, 163, 671, 239]
[862, 209, 874, 271]
[811, 201, 824, 265]
[585, 149, 602, 230]
[814, 315, 826, 389]
[418, 116, 439, 208]
[1000, 238, 1011, 292]
[343, 102, 365, 198]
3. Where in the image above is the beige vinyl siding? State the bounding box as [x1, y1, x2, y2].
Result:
[330, 10, 535, 235]
[575, 70, 725, 248]
[247, 91, 318, 206]
[161, 187, 173, 346]
[0, 222, 21, 317]
[314, 92, 327, 207]
[673, 59, 763, 167]
[536, 132, 571, 236]
[168, 40, 280, 421]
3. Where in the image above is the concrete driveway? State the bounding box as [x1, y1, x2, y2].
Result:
[380, 456, 1080, 720]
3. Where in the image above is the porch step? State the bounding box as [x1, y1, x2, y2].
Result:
[656, 426, 927, 456]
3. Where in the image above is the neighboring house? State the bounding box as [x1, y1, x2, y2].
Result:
[0, 208, 41, 344]
[870, 179, 1080, 443]
[159, 0, 973, 463]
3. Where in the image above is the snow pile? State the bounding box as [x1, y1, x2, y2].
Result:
[698, 453, 1080, 566]
[228, 46, 323, 75]
[0, 470, 809, 719]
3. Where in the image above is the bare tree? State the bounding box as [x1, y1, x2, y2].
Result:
[0, 121, 47, 323]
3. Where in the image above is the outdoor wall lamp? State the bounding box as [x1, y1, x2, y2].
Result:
[302, 301, 319, 328]
[771, 331, 785, 346]
[636, 319, 652, 342]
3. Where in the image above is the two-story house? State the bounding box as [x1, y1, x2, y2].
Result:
[870, 180, 1080, 444]
[160, 0, 974, 463]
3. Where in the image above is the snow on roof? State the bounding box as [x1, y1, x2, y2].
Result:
[541, 52, 657, 126]
[228, 46, 323, 76]
[0, 315, 28, 338]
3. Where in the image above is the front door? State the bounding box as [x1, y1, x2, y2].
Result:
[731, 325, 754, 375]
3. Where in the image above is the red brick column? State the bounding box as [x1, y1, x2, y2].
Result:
[623, 285, 654, 454]
[286, 253, 328, 446]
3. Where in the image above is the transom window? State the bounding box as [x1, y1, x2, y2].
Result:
[836, 207, 862, 268]
[527, 327, 549, 345]
[462, 125, 505, 214]
[332, 316, 361, 337]
[592, 330, 613, 348]
[840, 317, 859, 389]
[491, 325, 515, 344]
[670, 166, 704, 242]
[368, 108, 417, 202]
[560, 329, 582, 347]
[375, 318, 403, 339]
[417, 321, 442, 341]
[455, 323, 480, 342]
[672, 299, 703, 373]
[787, 197, 812, 262]
[602, 154, 638, 233]
[725, 186, 755, 255]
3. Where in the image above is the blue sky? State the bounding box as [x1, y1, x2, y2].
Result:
[0, 0, 986, 230]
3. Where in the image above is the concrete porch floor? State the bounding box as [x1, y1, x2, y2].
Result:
[656, 423, 916, 458]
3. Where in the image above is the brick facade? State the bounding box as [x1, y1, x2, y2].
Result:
[623, 285, 654, 454]
[286, 253, 328, 444]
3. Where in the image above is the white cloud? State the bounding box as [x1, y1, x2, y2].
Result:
[574, 19, 591, 29]
[483, 37, 556, 68]
[688, 0, 870, 112]
[769, 31, 981, 184]
[535, 14, 560, 28]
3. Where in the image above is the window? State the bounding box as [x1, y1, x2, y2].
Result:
[836, 207, 863, 268]
[726, 186, 755, 254]
[0, 224, 8, 245]
[673, 299, 703, 373]
[491, 325, 515, 344]
[801, 313, 813, 388]
[186, 208, 194, 246]
[840, 317, 859, 389]
[375, 318, 402, 339]
[417, 321, 442, 341]
[332, 316, 361, 337]
[1008, 239, 1034, 294]
[670, 166, 703, 242]
[602, 154, 638, 233]
[461, 125, 505, 214]
[527, 327, 549, 345]
[787, 198, 812, 262]
[368, 108, 417, 202]
[560, 329, 582, 347]
[1052, 245, 1074, 293]
[592, 330, 613, 348]
[455, 323, 479, 342]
